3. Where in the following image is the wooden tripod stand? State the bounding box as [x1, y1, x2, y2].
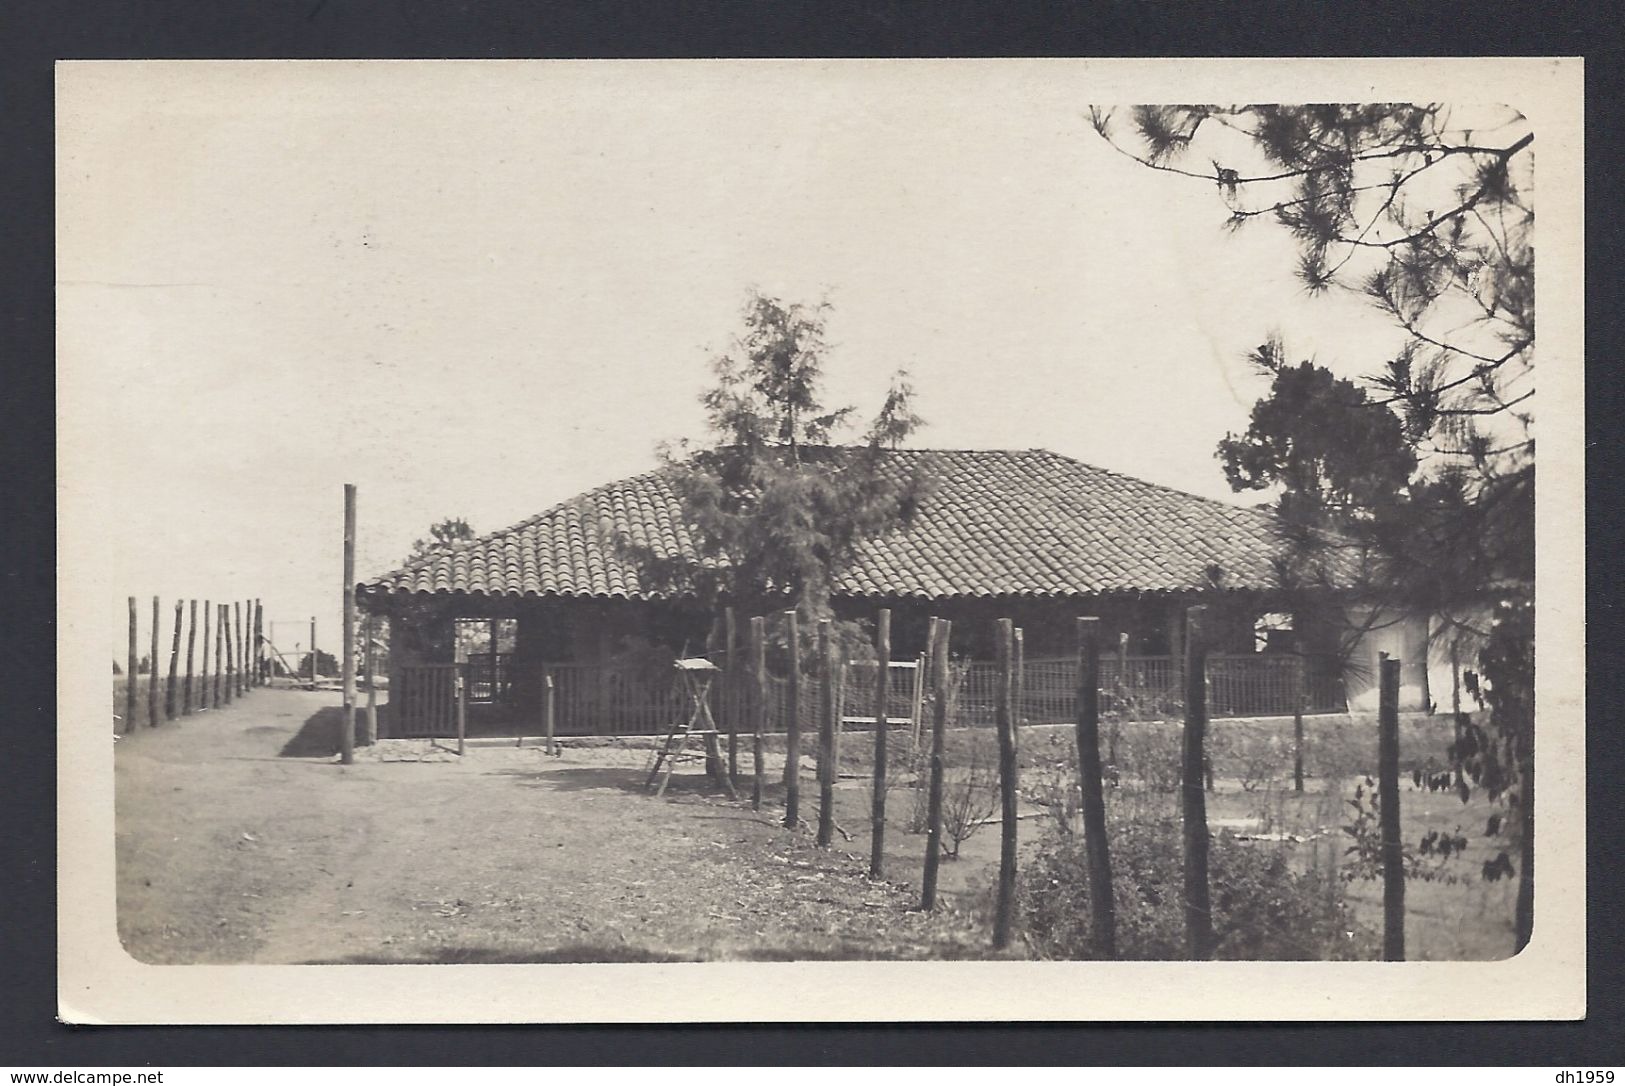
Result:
[646, 658, 737, 799]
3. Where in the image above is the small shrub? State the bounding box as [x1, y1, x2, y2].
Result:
[940, 734, 1000, 859]
[1018, 817, 1376, 960]
[1024, 728, 1082, 835]
[1115, 722, 1183, 793]
[1220, 729, 1291, 793]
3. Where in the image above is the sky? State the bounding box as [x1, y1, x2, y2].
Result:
[61, 61, 1426, 659]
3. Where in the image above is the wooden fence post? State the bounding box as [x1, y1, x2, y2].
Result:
[234, 601, 245, 697]
[242, 600, 252, 693]
[1293, 651, 1306, 793]
[1378, 652, 1405, 961]
[310, 616, 318, 688]
[1450, 640, 1465, 790]
[869, 608, 891, 879]
[815, 619, 837, 847]
[921, 617, 951, 911]
[183, 599, 198, 715]
[750, 616, 766, 812]
[1013, 627, 1025, 724]
[165, 599, 182, 720]
[201, 600, 212, 709]
[146, 597, 160, 726]
[224, 603, 234, 700]
[456, 671, 467, 757]
[1181, 605, 1214, 959]
[124, 597, 138, 733]
[724, 606, 738, 785]
[1075, 616, 1118, 958]
[782, 610, 803, 828]
[544, 668, 557, 755]
[223, 603, 235, 705]
[341, 483, 356, 766]
[993, 618, 1020, 949]
[252, 599, 262, 686]
[363, 613, 378, 745]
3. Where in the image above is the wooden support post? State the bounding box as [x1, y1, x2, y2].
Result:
[233, 601, 244, 697]
[183, 599, 198, 715]
[222, 603, 234, 705]
[363, 613, 378, 745]
[1116, 630, 1129, 699]
[252, 600, 262, 686]
[543, 668, 557, 755]
[147, 597, 161, 726]
[1115, 630, 1130, 760]
[1450, 640, 1465, 790]
[1378, 652, 1405, 961]
[201, 600, 211, 709]
[750, 616, 766, 812]
[242, 600, 252, 693]
[921, 617, 951, 911]
[1075, 617, 1117, 958]
[165, 599, 182, 720]
[1293, 652, 1306, 793]
[456, 671, 467, 757]
[124, 597, 138, 733]
[1181, 605, 1214, 959]
[993, 618, 1020, 949]
[341, 483, 357, 766]
[869, 608, 891, 879]
[816, 619, 838, 847]
[310, 616, 318, 688]
[724, 606, 739, 785]
[1013, 626, 1025, 726]
[783, 610, 802, 830]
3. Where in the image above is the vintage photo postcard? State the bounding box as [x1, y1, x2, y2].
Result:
[56, 57, 1585, 1023]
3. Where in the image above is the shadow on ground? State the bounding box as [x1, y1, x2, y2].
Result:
[489, 765, 740, 799]
[279, 708, 345, 758]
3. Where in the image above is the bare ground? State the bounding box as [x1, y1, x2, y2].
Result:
[115, 689, 1518, 964]
[115, 689, 1002, 964]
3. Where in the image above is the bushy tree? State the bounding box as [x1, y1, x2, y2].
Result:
[1219, 341, 1417, 531]
[383, 517, 480, 664]
[618, 290, 931, 662]
[1093, 103, 1535, 947]
[409, 517, 474, 561]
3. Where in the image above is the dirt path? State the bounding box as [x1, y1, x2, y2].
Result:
[116, 689, 998, 964]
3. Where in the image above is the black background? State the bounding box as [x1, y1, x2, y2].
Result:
[3, 0, 1621, 1067]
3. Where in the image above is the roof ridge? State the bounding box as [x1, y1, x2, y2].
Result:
[1032, 448, 1277, 523]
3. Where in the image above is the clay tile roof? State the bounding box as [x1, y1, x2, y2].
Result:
[362, 448, 1321, 601]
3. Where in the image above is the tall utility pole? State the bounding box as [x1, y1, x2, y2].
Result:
[340, 483, 357, 765]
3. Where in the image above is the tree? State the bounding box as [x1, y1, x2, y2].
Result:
[617, 290, 931, 658]
[1092, 105, 1532, 492]
[1219, 340, 1417, 532]
[1093, 103, 1535, 948]
[298, 649, 339, 678]
[410, 517, 474, 561]
[383, 517, 480, 664]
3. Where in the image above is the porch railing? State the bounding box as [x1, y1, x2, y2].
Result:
[525, 650, 1345, 738]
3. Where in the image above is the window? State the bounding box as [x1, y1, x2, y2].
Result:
[1253, 612, 1294, 654]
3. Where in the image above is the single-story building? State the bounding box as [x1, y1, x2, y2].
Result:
[357, 447, 1428, 735]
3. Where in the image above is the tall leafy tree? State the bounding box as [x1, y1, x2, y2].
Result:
[1093, 103, 1535, 947]
[619, 290, 930, 651]
[1219, 339, 1417, 532]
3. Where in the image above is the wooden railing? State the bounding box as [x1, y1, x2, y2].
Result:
[392, 663, 459, 737]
